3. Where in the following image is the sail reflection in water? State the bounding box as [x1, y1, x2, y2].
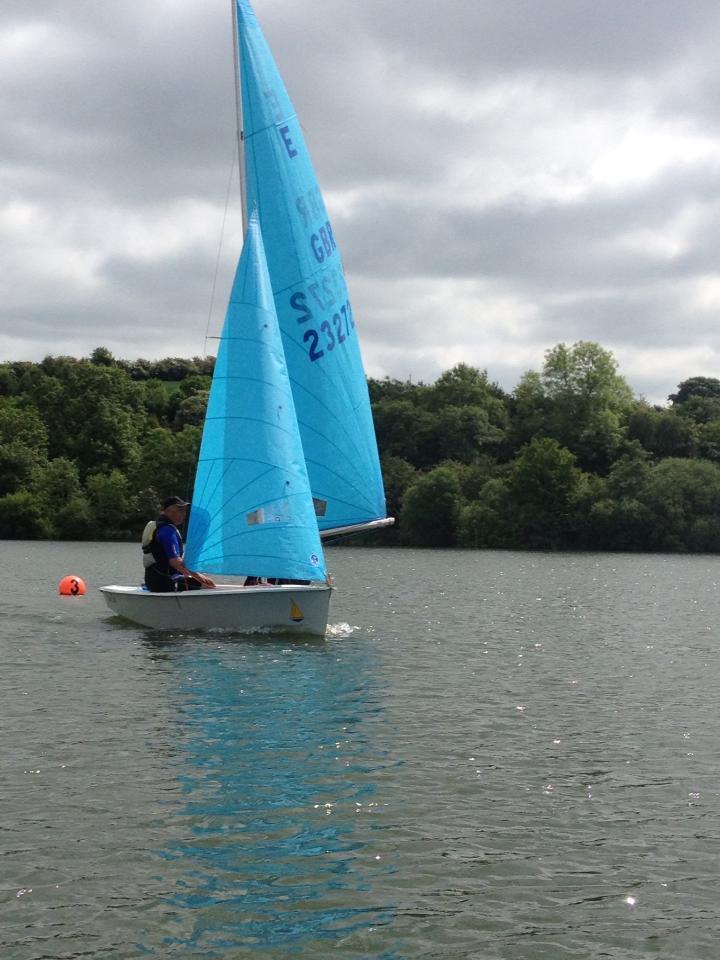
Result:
[158, 640, 396, 956]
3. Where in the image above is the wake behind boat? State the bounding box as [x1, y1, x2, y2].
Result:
[100, 0, 392, 635]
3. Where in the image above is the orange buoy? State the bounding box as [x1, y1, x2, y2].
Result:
[58, 575, 87, 597]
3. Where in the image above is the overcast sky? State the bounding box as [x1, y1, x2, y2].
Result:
[3, 0, 720, 403]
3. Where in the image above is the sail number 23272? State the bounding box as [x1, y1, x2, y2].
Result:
[290, 293, 355, 363]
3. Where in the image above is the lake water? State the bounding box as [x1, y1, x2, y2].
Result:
[3, 541, 720, 959]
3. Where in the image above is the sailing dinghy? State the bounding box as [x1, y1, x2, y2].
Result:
[101, 0, 391, 635]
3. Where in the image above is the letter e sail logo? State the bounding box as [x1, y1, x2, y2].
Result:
[290, 599, 304, 622]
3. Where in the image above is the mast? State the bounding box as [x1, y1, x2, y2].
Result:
[231, 0, 248, 234]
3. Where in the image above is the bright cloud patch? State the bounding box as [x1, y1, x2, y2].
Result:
[3, 0, 720, 403]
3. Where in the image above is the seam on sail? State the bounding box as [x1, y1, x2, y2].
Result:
[279, 333, 379, 486]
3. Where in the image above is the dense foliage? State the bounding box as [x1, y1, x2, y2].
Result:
[2, 343, 720, 551]
[0, 350, 211, 541]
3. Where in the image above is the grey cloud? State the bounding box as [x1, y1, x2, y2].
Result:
[280, 0, 720, 90]
[1, 2, 234, 204]
[547, 292, 719, 350]
[3, 0, 720, 406]
[338, 158, 720, 290]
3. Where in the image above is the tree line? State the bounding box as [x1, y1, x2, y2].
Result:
[2, 342, 720, 551]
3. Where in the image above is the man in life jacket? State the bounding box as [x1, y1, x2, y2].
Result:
[142, 496, 216, 592]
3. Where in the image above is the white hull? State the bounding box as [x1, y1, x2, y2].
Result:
[100, 583, 331, 636]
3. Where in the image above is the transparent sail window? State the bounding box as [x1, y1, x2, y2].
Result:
[246, 501, 292, 526]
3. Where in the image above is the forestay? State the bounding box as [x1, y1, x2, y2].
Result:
[185, 215, 326, 582]
[235, 0, 388, 533]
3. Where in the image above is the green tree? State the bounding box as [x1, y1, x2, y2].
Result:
[582, 449, 653, 549]
[606, 447, 652, 500]
[130, 426, 200, 500]
[674, 396, 720, 424]
[380, 456, 416, 524]
[506, 437, 587, 548]
[429, 405, 505, 463]
[645, 458, 720, 551]
[17, 365, 60, 418]
[173, 390, 209, 430]
[89, 346, 115, 367]
[119, 357, 153, 381]
[457, 478, 509, 548]
[697, 420, 720, 462]
[0, 364, 19, 396]
[510, 370, 548, 450]
[401, 464, 463, 547]
[513, 342, 633, 470]
[129, 487, 166, 534]
[32, 457, 82, 507]
[587, 497, 655, 551]
[27, 361, 143, 477]
[87, 469, 132, 535]
[0, 398, 49, 495]
[425, 364, 507, 412]
[0, 397, 48, 449]
[141, 379, 170, 420]
[175, 374, 212, 399]
[627, 404, 697, 459]
[30, 457, 93, 539]
[368, 377, 424, 405]
[54, 498, 94, 540]
[0, 492, 50, 539]
[372, 399, 437, 466]
[148, 357, 200, 381]
[456, 457, 502, 500]
[669, 377, 720, 406]
[424, 365, 508, 459]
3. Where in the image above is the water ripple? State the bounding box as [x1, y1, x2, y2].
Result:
[3, 544, 720, 957]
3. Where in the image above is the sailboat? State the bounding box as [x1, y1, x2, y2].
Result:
[100, 0, 391, 635]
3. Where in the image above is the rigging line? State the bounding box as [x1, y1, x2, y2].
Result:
[184, 141, 240, 505]
[203, 138, 239, 357]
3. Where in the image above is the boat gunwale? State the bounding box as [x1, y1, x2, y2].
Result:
[100, 583, 330, 596]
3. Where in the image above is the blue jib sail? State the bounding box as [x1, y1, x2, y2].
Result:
[185, 214, 327, 582]
[236, 0, 388, 532]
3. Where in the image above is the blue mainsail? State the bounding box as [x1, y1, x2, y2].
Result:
[185, 214, 327, 582]
[235, 0, 388, 533]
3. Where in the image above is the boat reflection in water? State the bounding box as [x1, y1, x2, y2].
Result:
[153, 636, 397, 957]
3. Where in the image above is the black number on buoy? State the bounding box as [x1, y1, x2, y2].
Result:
[70, 579, 79, 595]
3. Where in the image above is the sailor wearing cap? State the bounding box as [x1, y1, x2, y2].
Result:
[141, 496, 215, 592]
